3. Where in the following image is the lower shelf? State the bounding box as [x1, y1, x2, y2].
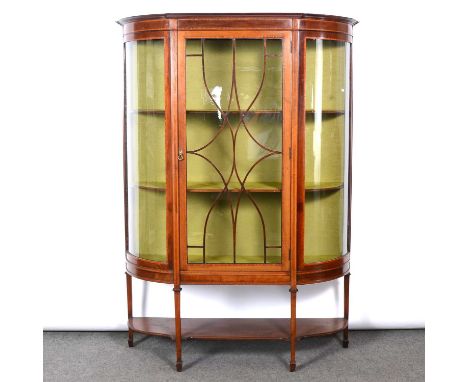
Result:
[129, 317, 347, 341]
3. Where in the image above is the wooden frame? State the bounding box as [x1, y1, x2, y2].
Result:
[119, 13, 357, 372]
[177, 30, 292, 274]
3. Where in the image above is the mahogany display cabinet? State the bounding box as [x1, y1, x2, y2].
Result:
[118, 13, 357, 372]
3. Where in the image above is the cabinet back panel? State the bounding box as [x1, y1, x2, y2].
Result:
[187, 193, 282, 264]
[305, 40, 347, 112]
[186, 39, 282, 112]
[304, 190, 344, 263]
[186, 113, 282, 188]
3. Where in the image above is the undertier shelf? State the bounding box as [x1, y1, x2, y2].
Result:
[129, 317, 348, 340]
[135, 182, 344, 193]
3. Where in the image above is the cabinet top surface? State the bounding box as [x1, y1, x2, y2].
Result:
[117, 13, 358, 26]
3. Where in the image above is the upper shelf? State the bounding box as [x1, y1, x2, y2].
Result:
[136, 182, 166, 192]
[135, 181, 343, 193]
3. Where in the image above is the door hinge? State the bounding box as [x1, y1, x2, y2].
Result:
[289, 147, 292, 159]
[290, 40, 292, 53]
[288, 248, 291, 260]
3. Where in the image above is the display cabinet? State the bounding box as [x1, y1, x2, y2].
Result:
[118, 13, 357, 372]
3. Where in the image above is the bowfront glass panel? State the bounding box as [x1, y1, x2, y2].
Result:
[125, 40, 167, 262]
[185, 39, 283, 264]
[304, 39, 350, 264]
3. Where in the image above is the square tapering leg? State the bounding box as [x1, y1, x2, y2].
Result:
[174, 286, 182, 371]
[343, 273, 350, 348]
[126, 273, 134, 347]
[289, 287, 298, 372]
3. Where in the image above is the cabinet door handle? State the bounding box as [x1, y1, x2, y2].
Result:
[177, 149, 184, 161]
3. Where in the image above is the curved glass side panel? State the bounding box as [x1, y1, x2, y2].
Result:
[304, 39, 350, 264]
[125, 40, 167, 262]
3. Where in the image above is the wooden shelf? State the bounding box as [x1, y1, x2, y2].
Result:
[136, 182, 166, 192]
[305, 110, 345, 115]
[135, 182, 344, 193]
[132, 109, 165, 115]
[186, 181, 281, 193]
[187, 110, 282, 114]
[305, 182, 344, 192]
[132, 109, 345, 115]
[135, 181, 282, 193]
[133, 109, 283, 115]
[129, 317, 347, 340]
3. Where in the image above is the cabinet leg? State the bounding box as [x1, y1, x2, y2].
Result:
[128, 330, 134, 348]
[343, 273, 350, 348]
[126, 272, 134, 347]
[289, 287, 298, 372]
[174, 286, 182, 372]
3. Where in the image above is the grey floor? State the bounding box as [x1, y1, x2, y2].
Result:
[44, 330, 424, 382]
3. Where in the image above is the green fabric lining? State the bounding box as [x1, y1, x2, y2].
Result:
[305, 40, 347, 111]
[126, 40, 167, 262]
[187, 193, 282, 264]
[186, 39, 283, 112]
[303, 40, 349, 264]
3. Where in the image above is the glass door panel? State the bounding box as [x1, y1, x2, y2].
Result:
[184, 38, 283, 264]
[125, 39, 167, 262]
[303, 39, 350, 264]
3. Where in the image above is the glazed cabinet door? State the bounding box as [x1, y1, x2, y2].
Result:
[297, 33, 351, 270]
[124, 33, 173, 269]
[177, 31, 292, 271]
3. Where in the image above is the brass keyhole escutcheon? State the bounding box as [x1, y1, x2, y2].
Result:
[178, 149, 184, 161]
